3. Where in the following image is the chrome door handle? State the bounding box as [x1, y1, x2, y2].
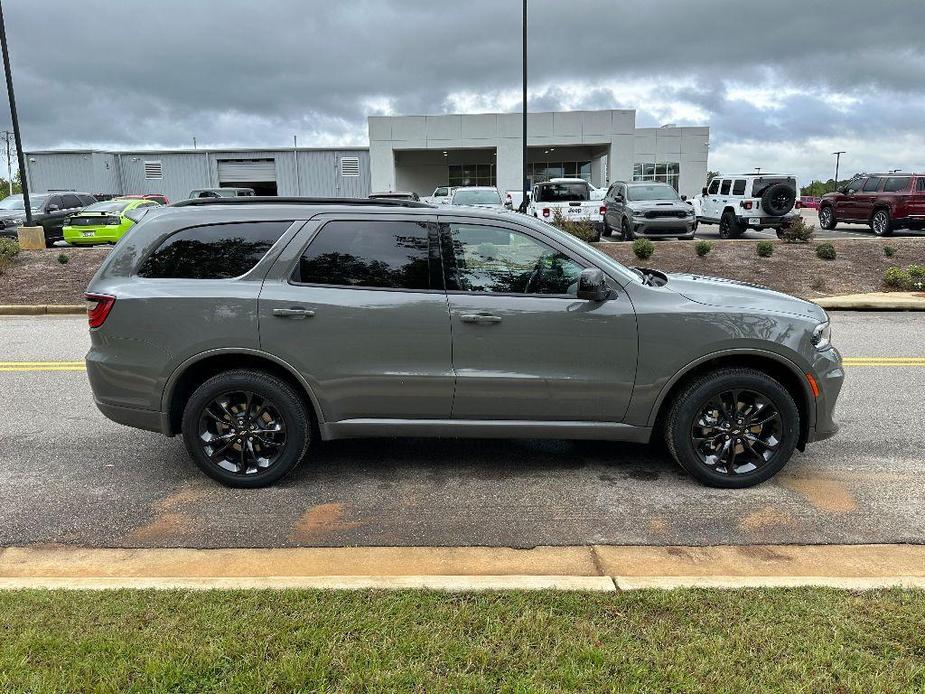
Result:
[459, 313, 502, 324]
[272, 307, 315, 319]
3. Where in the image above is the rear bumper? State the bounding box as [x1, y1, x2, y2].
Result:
[94, 399, 169, 435]
[63, 226, 122, 244]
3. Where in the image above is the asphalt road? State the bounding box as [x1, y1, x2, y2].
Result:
[1, 312, 923, 549]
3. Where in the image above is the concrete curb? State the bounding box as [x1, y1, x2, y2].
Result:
[815, 292, 925, 311]
[0, 304, 84, 316]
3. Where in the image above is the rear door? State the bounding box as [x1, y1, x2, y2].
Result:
[439, 215, 637, 422]
[259, 215, 454, 423]
[910, 178, 925, 222]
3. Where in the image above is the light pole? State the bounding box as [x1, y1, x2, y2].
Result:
[0, 0, 31, 224]
[2, 128, 11, 195]
[832, 151, 845, 187]
[521, 0, 528, 211]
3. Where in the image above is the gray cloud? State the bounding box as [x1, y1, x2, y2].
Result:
[4, 0, 925, 181]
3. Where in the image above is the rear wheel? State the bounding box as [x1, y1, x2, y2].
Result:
[818, 205, 836, 230]
[181, 369, 310, 488]
[871, 208, 893, 237]
[719, 210, 743, 239]
[664, 368, 799, 488]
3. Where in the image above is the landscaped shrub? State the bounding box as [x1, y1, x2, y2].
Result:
[907, 264, 925, 279]
[57, 253, 70, 264]
[756, 241, 774, 258]
[550, 209, 598, 243]
[883, 245, 896, 258]
[884, 267, 912, 290]
[695, 240, 713, 257]
[780, 216, 815, 243]
[0, 237, 19, 273]
[632, 237, 654, 260]
[815, 242, 837, 260]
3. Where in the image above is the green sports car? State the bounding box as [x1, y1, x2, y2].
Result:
[63, 198, 160, 245]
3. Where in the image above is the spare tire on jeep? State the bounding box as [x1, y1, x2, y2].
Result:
[761, 182, 796, 216]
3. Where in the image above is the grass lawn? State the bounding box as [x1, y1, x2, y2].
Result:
[1, 588, 923, 692]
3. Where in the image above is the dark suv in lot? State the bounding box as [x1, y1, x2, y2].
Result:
[819, 173, 925, 235]
[0, 192, 98, 246]
[85, 198, 842, 489]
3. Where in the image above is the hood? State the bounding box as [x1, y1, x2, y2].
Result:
[626, 200, 691, 212]
[666, 272, 825, 320]
[0, 210, 27, 220]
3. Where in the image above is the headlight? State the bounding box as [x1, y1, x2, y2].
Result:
[811, 321, 831, 350]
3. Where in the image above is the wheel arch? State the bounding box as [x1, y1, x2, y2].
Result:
[162, 349, 325, 437]
[649, 349, 814, 450]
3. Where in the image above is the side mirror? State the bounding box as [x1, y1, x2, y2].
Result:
[577, 268, 612, 301]
[681, 195, 688, 201]
[47, 204, 60, 212]
[701, 187, 708, 196]
[613, 193, 624, 202]
[836, 186, 847, 194]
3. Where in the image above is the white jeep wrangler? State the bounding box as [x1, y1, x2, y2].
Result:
[695, 174, 800, 239]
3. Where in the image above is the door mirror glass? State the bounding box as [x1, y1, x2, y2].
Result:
[681, 194, 688, 201]
[702, 187, 708, 196]
[577, 268, 611, 301]
[47, 204, 59, 212]
[613, 193, 624, 202]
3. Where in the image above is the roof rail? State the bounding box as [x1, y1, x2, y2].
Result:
[171, 196, 434, 209]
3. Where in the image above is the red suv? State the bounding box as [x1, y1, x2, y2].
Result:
[819, 173, 925, 236]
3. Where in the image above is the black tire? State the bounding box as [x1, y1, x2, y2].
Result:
[719, 210, 743, 239]
[871, 208, 894, 237]
[602, 217, 613, 237]
[775, 228, 785, 239]
[181, 369, 310, 488]
[761, 182, 796, 216]
[621, 217, 633, 241]
[664, 367, 799, 489]
[818, 205, 837, 230]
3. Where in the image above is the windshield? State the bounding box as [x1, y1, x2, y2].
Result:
[627, 184, 679, 202]
[534, 182, 590, 203]
[453, 189, 502, 205]
[0, 194, 47, 211]
[84, 200, 132, 213]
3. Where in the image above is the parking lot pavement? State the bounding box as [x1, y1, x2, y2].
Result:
[1, 312, 923, 549]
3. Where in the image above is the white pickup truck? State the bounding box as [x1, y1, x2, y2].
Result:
[421, 186, 456, 206]
[527, 179, 605, 229]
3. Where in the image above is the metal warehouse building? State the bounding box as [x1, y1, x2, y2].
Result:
[25, 109, 709, 201]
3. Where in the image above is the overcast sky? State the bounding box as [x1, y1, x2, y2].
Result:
[5, 0, 925, 183]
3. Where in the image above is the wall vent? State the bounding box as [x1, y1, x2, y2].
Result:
[340, 157, 360, 177]
[143, 161, 163, 179]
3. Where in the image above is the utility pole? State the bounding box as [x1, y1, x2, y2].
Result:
[0, 0, 31, 224]
[521, 0, 528, 212]
[2, 128, 11, 195]
[293, 135, 301, 195]
[192, 136, 197, 149]
[832, 151, 845, 187]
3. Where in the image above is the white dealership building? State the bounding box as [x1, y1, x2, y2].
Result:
[26, 109, 709, 200]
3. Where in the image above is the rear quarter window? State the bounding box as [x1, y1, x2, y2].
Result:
[882, 177, 911, 193]
[732, 180, 747, 195]
[137, 221, 291, 279]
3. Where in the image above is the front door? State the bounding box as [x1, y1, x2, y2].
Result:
[835, 177, 865, 221]
[259, 217, 454, 423]
[439, 218, 637, 422]
[855, 175, 882, 222]
[703, 177, 722, 220]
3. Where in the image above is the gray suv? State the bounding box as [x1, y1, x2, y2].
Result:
[85, 197, 842, 489]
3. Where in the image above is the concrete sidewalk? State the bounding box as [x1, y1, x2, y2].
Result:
[2, 544, 923, 591]
[815, 292, 925, 310]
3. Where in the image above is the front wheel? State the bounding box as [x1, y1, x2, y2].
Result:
[818, 205, 836, 230]
[181, 369, 310, 488]
[871, 209, 893, 237]
[664, 368, 799, 488]
[621, 217, 633, 241]
[719, 211, 743, 239]
[601, 217, 613, 237]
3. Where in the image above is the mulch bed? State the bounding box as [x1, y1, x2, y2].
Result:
[0, 238, 923, 305]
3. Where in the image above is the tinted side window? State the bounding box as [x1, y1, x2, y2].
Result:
[295, 220, 432, 290]
[862, 177, 881, 192]
[918, 178, 925, 193]
[732, 179, 747, 195]
[720, 179, 731, 195]
[46, 195, 64, 210]
[61, 194, 83, 209]
[138, 221, 291, 279]
[846, 178, 865, 194]
[708, 179, 720, 195]
[78, 194, 97, 205]
[882, 177, 911, 193]
[444, 223, 584, 296]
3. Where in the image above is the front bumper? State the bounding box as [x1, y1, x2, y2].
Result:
[632, 217, 696, 238]
[806, 346, 844, 443]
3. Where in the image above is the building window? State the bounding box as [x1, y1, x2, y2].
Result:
[448, 163, 496, 187]
[633, 162, 680, 190]
[528, 161, 591, 185]
[340, 157, 360, 177]
[144, 161, 163, 180]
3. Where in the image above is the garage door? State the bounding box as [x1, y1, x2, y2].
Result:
[217, 159, 277, 183]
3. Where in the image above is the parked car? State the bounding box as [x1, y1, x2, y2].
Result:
[799, 196, 820, 210]
[62, 197, 161, 246]
[695, 174, 800, 239]
[818, 173, 925, 236]
[85, 197, 842, 489]
[602, 182, 696, 240]
[188, 187, 256, 199]
[0, 192, 97, 246]
[503, 189, 530, 211]
[528, 179, 605, 237]
[369, 191, 420, 202]
[121, 193, 170, 205]
[421, 186, 456, 206]
[449, 187, 504, 208]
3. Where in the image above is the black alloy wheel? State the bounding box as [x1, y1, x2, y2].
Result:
[871, 209, 893, 237]
[198, 390, 287, 476]
[819, 205, 836, 230]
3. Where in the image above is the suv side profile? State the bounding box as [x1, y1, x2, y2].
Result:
[85, 197, 842, 489]
[818, 173, 925, 236]
[696, 174, 799, 239]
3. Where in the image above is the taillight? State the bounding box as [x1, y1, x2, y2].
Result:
[741, 200, 753, 210]
[86, 293, 115, 329]
[599, 205, 607, 215]
[542, 207, 551, 218]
